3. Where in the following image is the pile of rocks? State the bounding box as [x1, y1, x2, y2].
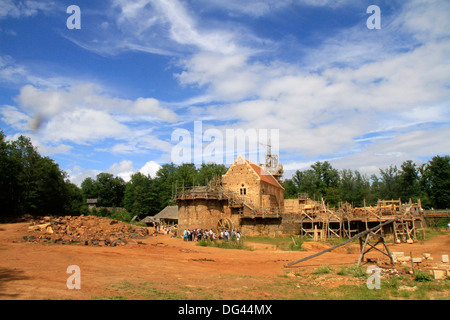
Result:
[23, 215, 149, 246]
[391, 251, 450, 279]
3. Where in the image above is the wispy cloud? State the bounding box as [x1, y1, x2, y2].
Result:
[67, 159, 162, 186]
[0, 0, 56, 19]
[171, 0, 450, 172]
[1, 0, 448, 180]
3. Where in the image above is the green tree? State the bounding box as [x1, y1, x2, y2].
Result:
[95, 173, 125, 207]
[0, 132, 83, 217]
[153, 162, 179, 211]
[338, 169, 371, 207]
[177, 163, 198, 187]
[292, 161, 339, 201]
[397, 160, 421, 202]
[0, 131, 21, 216]
[378, 165, 400, 200]
[9, 135, 41, 215]
[281, 178, 298, 199]
[292, 169, 319, 199]
[339, 169, 356, 204]
[311, 161, 339, 193]
[81, 177, 98, 200]
[123, 172, 157, 218]
[424, 155, 450, 209]
[64, 181, 85, 215]
[30, 156, 69, 215]
[197, 162, 228, 185]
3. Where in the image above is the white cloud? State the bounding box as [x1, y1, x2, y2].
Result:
[107, 160, 135, 181]
[131, 98, 178, 122]
[177, 38, 449, 158]
[42, 108, 130, 144]
[67, 159, 161, 186]
[393, 0, 450, 42]
[196, 0, 291, 17]
[3, 0, 449, 178]
[16, 84, 177, 122]
[0, 55, 80, 89]
[67, 166, 101, 187]
[6, 83, 179, 154]
[139, 160, 161, 178]
[177, 53, 261, 101]
[152, 0, 238, 54]
[0, 105, 31, 130]
[329, 127, 450, 176]
[0, 0, 54, 19]
[68, 0, 261, 57]
[3, 131, 73, 157]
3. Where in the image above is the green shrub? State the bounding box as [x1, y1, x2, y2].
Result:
[313, 264, 332, 275]
[414, 270, 433, 282]
[98, 207, 109, 217]
[288, 238, 305, 251]
[197, 238, 211, 247]
[337, 265, 366, 277]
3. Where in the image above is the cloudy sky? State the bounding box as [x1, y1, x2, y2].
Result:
[0, 0, 449, 185]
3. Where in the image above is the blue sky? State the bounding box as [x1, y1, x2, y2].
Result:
[0, 0, 449, 185]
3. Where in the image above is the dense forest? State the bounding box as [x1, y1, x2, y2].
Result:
[1, 132, 449, 222]
[281, 157, 450, 209]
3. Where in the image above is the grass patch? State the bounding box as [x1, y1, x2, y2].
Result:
[104, 268, 450, 300]
[419, 228, 448, 241]
[337, 265, 366, 278]
[108, 281, 189, 300]
[414, 270, 433, 282]
[93, 295, 128, 300]
[196, 238, 251, 250]
[257, 270, 450, 300]
[312, 264, 332, 275]
[246, 235, 307, 251]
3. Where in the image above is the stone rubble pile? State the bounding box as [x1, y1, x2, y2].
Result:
[391, 251, 449, 280]
[23, 215, 149, 246]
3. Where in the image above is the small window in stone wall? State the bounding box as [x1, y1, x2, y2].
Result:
[240, 184, 246, 195]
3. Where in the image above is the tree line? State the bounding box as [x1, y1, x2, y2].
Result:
[0, 132, 83, 219]
[80, 162, 228, 220]
[1, 132, 448, 222]
[281, 156, 450, 209]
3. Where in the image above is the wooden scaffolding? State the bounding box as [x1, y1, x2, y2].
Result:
[296, 198, 425, 242]
[173, 178, 429, 242]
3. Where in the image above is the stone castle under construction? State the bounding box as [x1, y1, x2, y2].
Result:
[173, 150, 426, 242]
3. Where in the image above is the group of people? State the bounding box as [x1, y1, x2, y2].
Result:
[183, 228, 241, 242]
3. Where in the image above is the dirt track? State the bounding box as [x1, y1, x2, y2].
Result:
[1, 221, 449, 300]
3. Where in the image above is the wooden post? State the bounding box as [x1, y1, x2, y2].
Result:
[285, 218, 399, 267]
[357, 232, 395, 267]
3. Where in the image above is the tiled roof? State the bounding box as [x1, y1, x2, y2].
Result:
[247, 161, 284, 190]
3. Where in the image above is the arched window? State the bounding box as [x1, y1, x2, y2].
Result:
[240, 184, 246, 195]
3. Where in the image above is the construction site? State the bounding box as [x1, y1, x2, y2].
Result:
[0, 150, 448, 300]
[173, 151, 428, 244]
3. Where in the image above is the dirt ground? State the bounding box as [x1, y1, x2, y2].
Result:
[1, 221, 449, 300]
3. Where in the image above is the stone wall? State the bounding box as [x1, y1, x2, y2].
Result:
[222, 161, 262, 207]
[261, 181, 284, 208]
[177, 199, 239, 232]
[178, 198, 303, 236]
[240, 214, 301, 237]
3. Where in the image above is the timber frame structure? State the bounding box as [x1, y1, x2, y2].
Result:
[292, 197, 426, 243]
[173, 179, 428, 242]
[172, 153, 447, 241]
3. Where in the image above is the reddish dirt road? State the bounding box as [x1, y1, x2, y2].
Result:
[1, 221, 449, 300]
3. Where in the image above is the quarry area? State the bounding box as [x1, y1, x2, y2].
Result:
[0, 215, 449, 300]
